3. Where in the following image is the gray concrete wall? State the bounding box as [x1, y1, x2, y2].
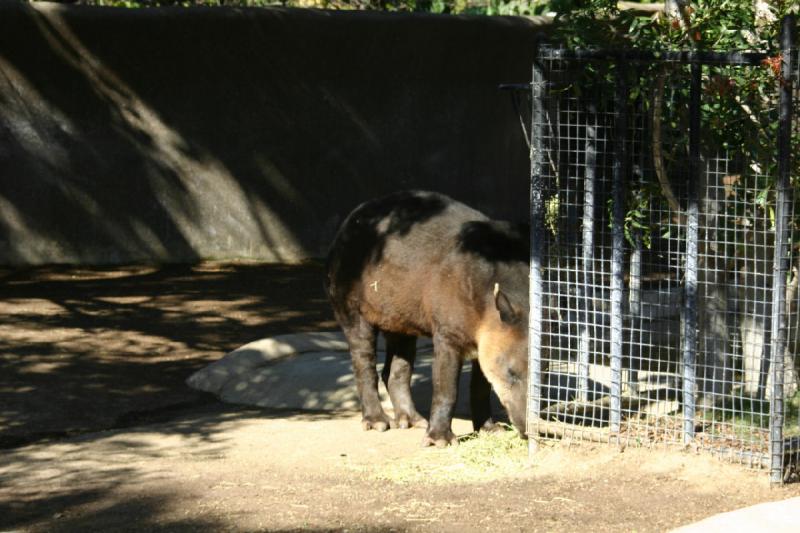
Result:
[0, 2, 549, 265]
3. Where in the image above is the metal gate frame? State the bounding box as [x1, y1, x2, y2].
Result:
[527, 15, 798, 484]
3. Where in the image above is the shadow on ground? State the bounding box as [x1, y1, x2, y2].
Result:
[0, 403, 347, 531]
[3, 490, 231, 533]
[0, 262, 336, 446]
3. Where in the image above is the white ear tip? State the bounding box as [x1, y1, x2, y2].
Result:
[493, 283, 500, 297]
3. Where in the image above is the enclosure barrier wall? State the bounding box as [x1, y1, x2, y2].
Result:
[527, 15, 800, 483]
[0, 2, 549, 265]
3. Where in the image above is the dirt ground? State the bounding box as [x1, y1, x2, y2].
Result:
[0, 262, 336, 447]
[2, 262, 799, 532]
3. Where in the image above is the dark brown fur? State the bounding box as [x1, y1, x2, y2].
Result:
[325, 191, 529, 446]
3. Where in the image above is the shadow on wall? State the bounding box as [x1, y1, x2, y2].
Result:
[1, 5, 302, 264]
[0, 3, 540, 265]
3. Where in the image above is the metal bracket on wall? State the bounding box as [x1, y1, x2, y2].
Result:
[499, 83, 533, 150]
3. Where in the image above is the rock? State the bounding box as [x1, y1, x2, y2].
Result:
[187, 331, 489, 417]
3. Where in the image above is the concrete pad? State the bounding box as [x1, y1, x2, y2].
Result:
[187, 331, 490, 417]
[671, 496, 800, 532]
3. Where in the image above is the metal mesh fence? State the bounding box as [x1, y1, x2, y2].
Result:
[527, 16, 799, 483]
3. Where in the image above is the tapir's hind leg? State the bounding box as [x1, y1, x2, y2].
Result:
[381, 333, 428, 429]
[340, 314, 393, 432]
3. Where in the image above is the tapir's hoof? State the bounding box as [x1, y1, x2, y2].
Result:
[421, 429, 457, 448]
[361, 414, 393, 432]
[395, 413, 428, 430]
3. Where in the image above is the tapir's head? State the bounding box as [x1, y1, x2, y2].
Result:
[477, 283, 529, 437]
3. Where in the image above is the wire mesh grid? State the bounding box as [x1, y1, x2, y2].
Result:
[527, 17, 799, 483]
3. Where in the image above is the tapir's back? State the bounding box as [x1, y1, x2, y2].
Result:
[325, 191, 489, 334]
[372, 191, 488, 265]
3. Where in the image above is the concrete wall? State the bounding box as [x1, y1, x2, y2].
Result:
[0, 2, 549, 265]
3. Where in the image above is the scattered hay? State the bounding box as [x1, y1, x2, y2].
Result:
[375, 426, 532, 484]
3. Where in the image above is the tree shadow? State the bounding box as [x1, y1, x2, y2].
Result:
[0, 400, 426, 531]
[0, 3, 535, 266]
[2, 458, 236, 532]
[0, 262, 336, 447]
[0, 401, 284, 530]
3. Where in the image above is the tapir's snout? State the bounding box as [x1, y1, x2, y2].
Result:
[507, 381, 528, 438]
[479, 345, 529, 438]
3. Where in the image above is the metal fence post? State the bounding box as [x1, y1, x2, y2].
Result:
[769, 13, 796, 484]
[610, 67, 628, 435]
[528, 56, 547, 453]
[578, 101, 597, 402]
[683, 62, 701, 444]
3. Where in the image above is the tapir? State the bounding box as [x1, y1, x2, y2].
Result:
[324, 190, 529, 447]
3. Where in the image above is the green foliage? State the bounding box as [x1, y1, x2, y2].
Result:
[484, 0, 550, 16]
[700, 391, 800, 439]
[624, 190, 652, 249]
[790, 391, 800, 437]
[552, 0, 797, 52]
[552, 1, 797, 241]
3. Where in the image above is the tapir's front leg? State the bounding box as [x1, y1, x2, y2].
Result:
[470, 360, 500, 432]
[422, 333, 462, 447]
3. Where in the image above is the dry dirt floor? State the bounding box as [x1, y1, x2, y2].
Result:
[1, 262, 799, 532]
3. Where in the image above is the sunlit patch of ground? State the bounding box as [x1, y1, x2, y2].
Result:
[371, 426, 531, 484]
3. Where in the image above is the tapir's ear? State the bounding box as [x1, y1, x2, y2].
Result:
[494, 283, 519, 325]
